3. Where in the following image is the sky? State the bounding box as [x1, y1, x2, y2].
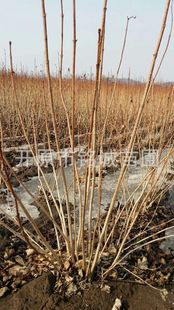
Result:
[0, 0, 173, 81]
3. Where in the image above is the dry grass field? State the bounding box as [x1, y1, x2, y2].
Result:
[1, 72, 174, 150]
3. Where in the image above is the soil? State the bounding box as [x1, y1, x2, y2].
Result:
[0, 273, 174, 310]
[1, 147, 174, 309]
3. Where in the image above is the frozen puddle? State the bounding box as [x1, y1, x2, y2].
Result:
[0, 165, 148, 220]
[1, 147, 174, 223]
[160, 227, 174, 255]
[0, 201, 40, 220]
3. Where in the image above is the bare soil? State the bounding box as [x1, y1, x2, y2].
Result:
[0, 273, 174, 310]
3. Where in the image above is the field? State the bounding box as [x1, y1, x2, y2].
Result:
[1, 73, 174, 150]
[0, 0, 174, 309]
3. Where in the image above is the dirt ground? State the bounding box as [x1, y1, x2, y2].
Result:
[0, 273, 174, 310]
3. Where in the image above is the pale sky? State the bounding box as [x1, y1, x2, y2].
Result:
[0, 0, 173, 81]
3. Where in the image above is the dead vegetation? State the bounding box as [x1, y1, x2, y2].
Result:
[0, 0, 174, 296]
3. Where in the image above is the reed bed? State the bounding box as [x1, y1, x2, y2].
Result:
[0, 73, 174, 150]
